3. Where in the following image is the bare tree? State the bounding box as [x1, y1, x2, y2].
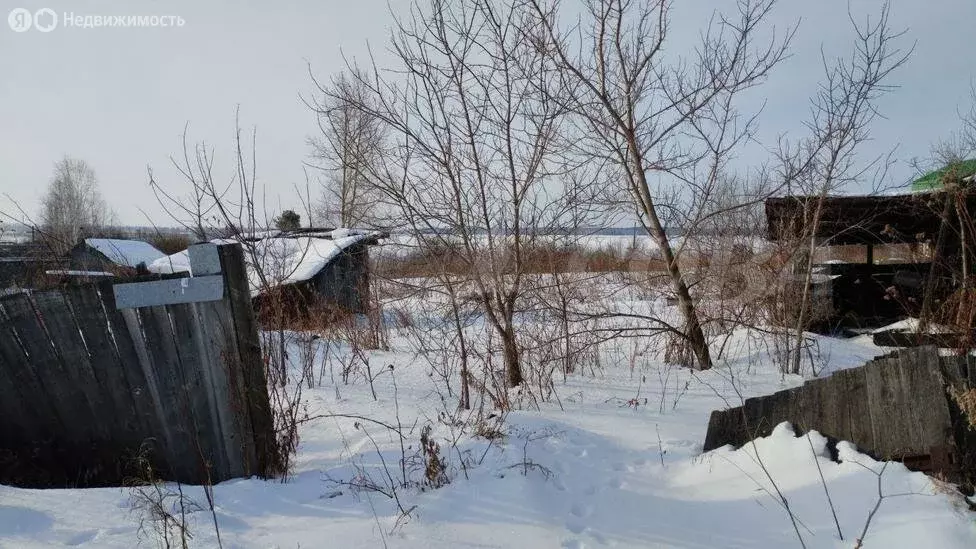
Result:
[308, 74, 385, 228]
[528, 0, 796, 369]
[910, 87, 976, 340]
[964, 86, 976, 155]
[313, 0, 609, 393]
[148, 126, 225, 241]
[929, 85, 976, 166]
[40, 156, 112, 254]
[777, 4, 912, 374]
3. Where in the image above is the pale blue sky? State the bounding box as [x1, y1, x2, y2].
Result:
[1, 0, 974, 225]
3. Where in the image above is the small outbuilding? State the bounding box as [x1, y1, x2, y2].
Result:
[149, 228, 385, 314]
[765, 185, 976, 331]
[0, 242, 64, 289]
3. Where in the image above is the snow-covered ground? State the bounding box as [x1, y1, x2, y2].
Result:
[1, 304, 974, 548]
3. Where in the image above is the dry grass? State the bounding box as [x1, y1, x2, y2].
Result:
[148, 233, 192, 255]
[949, 385, 976, 431]
[376, 240, 680, 279]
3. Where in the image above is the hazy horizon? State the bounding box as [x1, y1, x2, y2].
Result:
[2, 0, 975, 225]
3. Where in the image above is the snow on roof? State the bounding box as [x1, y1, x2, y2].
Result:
[85, 238, 166, 268]
[148, 249, 194, 276]
[46, 269, 115, 277]
[148, 229, 383, 296]
[871, 317, 954, 335]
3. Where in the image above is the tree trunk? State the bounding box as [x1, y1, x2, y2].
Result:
[791, 197, 825, 376]
[628, 136, 712, 370]
[791, 245, 817, 375]
[501, 323, 523, 387]
[669, 260, 712, 369]
[449, 294, 471, 410]
[645, 197, 712, 370]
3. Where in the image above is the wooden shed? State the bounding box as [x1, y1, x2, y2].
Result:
[765, 192, 957, 246]
[149, 228, 385, 316]
[765, 189, 976, 330]
[0, 242, 63, 289]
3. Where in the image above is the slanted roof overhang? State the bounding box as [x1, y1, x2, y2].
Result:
[764, 191, 975, 245]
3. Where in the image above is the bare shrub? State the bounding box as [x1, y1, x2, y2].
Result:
[126, 453, 200, 549]
[419, 425, 449, 489]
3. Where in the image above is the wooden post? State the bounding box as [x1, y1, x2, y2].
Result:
[217, 243, 277, 477]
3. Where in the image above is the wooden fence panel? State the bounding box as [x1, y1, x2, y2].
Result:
[140, 304, 203, 482]
[703, 346, 969, 482]
[98, 280, 169, 463]
[841, 367, 874, 453]
[905, 348, 953, 450]
[0, 309, 37, 446]
[0, 294, 88, 447]
[32, 291, 114, 442]
[120, 305, 180, 480]
[0, 243, 276, 487]
[62, 284, 143, 447]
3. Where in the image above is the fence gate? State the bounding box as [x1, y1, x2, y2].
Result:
[0, 243, 276, 487]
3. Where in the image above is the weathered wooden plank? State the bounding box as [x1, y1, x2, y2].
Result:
[741, 396, 770, 440]
[0, 310, 40, 447]
[62, 284, 143, 446]
[192, 299, 246, 478]
[886, 350, 927, 455]
[764, 389, 792, 433]
[211, 290, 258, 474]
[96, 281, 167, 459]
[800, 377, 828, 435]
[218, 243, 274, 476]
[818, 373, 849, 444]
[842, 367, 874, 454]
[901, 347, 953, 451]
[113, 275, 224, 309]
[135, 305, 199, 483]
[787, 384, 813, 433]
[894, 350, 925, 452]
[702, 410, 730, 451]
[120, 306, 180, 479]
[166, 301, 225, 481]
[31, 290, 112, 442]
[864, 358, 900, 459]
[0, 293, 90, 449]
